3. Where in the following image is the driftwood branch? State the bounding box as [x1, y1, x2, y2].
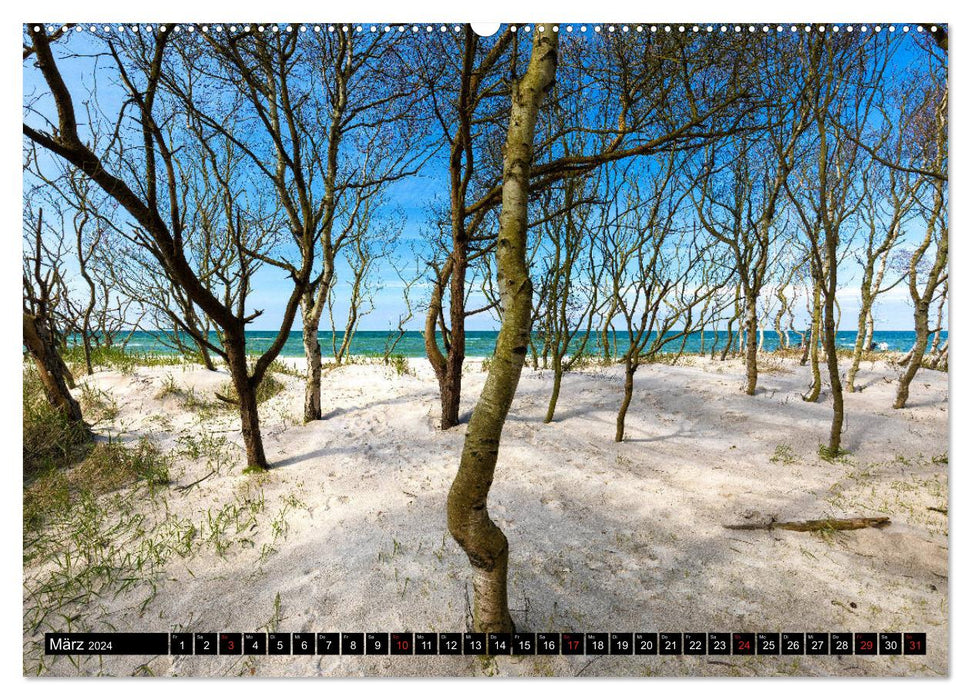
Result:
[174, 469, 216, 492]
[724, 516, 890, 532]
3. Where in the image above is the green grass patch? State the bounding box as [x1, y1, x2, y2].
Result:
[23, 366, 91, 480]
[74, 439, 170, 494]
[770, 443, 798, 465]
[818, 444, 851, 463]
[79, 383, 119, 424]
[61, 345, 185, 375]
[387, 354, 410, 376]
[24, 438, 170, 533]
[22, 467, 71, 533]
[265, 359, 302, 377]
[218, 373, 286, 406]
[155, 374, 221, 417]
[758, 356, 791, 374]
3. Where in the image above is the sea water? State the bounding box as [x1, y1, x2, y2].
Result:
[93, 329, 944, 359]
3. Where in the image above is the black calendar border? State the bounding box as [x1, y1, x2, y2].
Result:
[44, 632, 927, 656]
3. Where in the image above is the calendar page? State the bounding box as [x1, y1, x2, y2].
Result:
[21, 18, 948, 679]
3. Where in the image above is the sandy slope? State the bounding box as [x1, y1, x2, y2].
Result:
[24, 354, 949, 677]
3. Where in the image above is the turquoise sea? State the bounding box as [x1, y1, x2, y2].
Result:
[110, 329, 943, 359]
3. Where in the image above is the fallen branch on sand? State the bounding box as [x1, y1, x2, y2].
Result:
[724, 516, 890, 532]
[175, 469, 217, 492]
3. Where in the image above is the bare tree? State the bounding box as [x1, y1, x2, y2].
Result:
[164, 27, 423, 422]
[24, 150, 145, 373]
[447, 24, 558, 633]
[416, 26, 516, 430]
[23, 26, 314, 470]
[328, 197, 401, 365]
[694, 40, 811, 395]
[446, 22, 756, 619]
[535, 174, 604, 423]
[382, 257, 421, 363]
[785, 32, 883, 456]
[771, 246, 804, 352]
[892, 40, 948, 409]
[929, 277, 948, 357]
[607, 162, 729, 442]
[845, 160, 914, 391]
[97, 228, 220, 372]
[22, 205, 87, 431]
[422, 26, 759, 429]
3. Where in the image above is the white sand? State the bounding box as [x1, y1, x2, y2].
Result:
[24, 354, 948, 676]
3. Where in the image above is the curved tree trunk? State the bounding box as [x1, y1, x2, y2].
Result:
[863, 309, 875, 352]
[744, 297, 758, 393]
[225, 336, 268, 472]
[198, 345, 217, 372]
[821, 258, 844, 456]
[894, 307, 930, 409]
[929, 340, 948, 370]
[600, 299, 617, 363]
[929, 279, 947, 354]
[845, 291, 871, 393]
[895, 125, 947, 409]
[303, 325, 323, 422]
[774, 281, 792, 352]
[421, 253, 463, 430]
[424, 259, 457, 430]
[803, 281, 822, 401]
[720, 317, 735, 362]
[799, 328, 812, 365]
[447, 26, 557, 634]
[301, 263, 334, 423]
[528, 337, 539, 370]
[544, 354, 563, 424]
[442, 247, 467, 429]
[615, 360, 636, 442]
[23, 312, 87, 430]
[897, 344, 915, 366]
[80, 317, 94, 376]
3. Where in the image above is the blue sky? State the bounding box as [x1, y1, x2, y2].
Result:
[23, 24, 946, 333]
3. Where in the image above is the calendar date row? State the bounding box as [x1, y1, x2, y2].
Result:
[46, 632, 926, 656]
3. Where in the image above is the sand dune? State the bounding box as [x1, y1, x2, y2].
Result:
[24, 355, 948, 677]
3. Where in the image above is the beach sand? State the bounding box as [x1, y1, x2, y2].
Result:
[23, 354, 949, 677]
